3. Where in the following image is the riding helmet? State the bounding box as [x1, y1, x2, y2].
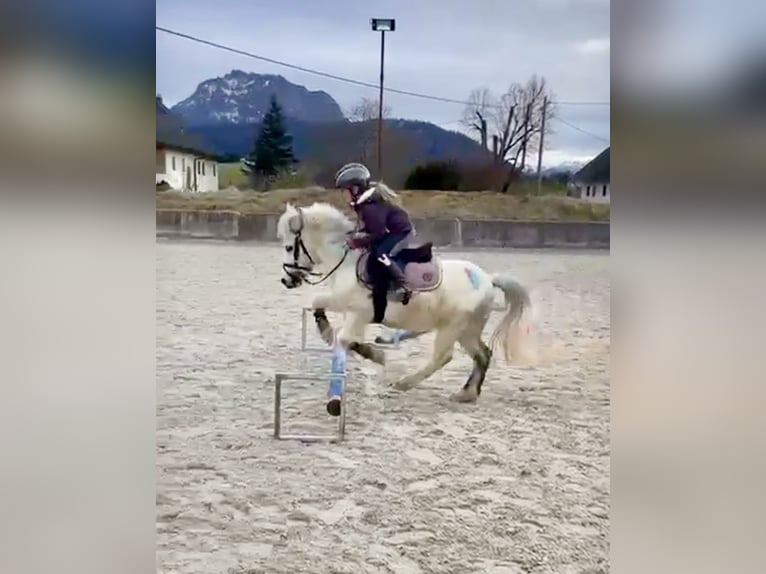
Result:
[334, 163, 371, 190]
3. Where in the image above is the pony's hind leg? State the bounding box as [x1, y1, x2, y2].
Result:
[375, 329, 427, 345]
[451, 330, 493, 404]
[392, 325, 458, 391]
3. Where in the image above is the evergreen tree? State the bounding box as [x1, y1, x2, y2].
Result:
[249, 95, 296, 186]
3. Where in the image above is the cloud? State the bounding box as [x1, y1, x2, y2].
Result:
[576, 37, 610, 55]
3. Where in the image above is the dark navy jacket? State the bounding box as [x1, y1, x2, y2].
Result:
[355, 199, 413, 243]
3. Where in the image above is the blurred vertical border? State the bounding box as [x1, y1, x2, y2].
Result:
[612, 1, 766, 574]
[0, 0, 155, 191]
[0, 3, 156, 574]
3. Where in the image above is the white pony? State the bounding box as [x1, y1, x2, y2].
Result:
[276, 197, 535, 403]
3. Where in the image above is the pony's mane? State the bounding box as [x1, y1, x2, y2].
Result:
[277, 202, 354, 241]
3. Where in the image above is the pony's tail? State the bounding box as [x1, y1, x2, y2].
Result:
[489, 274, 537, 365]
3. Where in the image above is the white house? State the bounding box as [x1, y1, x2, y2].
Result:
[569, 147, 610, 204]
[155, 144, 219, 192]
[156, 95, 220, 193]
[572, 180, 610, 204]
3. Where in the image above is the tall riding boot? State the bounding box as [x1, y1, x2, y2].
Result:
[386, 260, 412, 305]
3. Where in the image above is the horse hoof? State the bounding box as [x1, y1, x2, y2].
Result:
[393, 379, 415, 391]
[326, 397, 342, 417]
[450, 389, 478, 403]
[372, 349, 386, 365]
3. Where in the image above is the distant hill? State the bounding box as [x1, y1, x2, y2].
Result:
[183, 119, 487, 163]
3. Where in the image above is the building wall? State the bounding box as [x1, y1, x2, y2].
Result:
[156, 148, 219, 192]
[156, 148, 165, 172]
[194, 158, 219, 192]
[572, 181, 610, 204]
[157, 149, 194, 191]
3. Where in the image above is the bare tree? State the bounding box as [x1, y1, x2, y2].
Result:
[462, 75, 556, 192]
[347, 97, 392, 122]
[345, 97, 393, 166]
[460, 87, 495, 150]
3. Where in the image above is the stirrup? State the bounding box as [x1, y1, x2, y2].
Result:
[391, 287, 411, 305]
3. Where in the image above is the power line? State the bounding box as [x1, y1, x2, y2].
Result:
[156, 26, 610, 108]
[436, 117, 609, 145]
[551, 116, 610, 143]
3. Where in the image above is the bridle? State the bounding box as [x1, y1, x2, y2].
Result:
[282, 207, 351, 286]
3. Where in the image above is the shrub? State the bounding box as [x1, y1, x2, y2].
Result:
[270, 169, 310, 189]
[455, 162, 508, 191]
[404, 161, 462, 190]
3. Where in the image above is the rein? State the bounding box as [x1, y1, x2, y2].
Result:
[302, 247, 349, 286]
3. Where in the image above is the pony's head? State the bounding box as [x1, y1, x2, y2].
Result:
[276, 202, 354, 288]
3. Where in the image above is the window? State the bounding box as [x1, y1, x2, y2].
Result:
[586, 185, 591, 196]
[202, 162, 206, 176]
[171, 156, 176, 171]
[182, 158, 186, 171]
[602, 185, 607, 197]
[212, 163, 216, 176]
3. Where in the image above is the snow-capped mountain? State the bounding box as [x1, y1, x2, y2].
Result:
[541, 161, 586, 176]
[171, 69, 345, 125]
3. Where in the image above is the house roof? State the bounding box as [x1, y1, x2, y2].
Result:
[156, 97, 222, 160]
[574, 147, 610, 183]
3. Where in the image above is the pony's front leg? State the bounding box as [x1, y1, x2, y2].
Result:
[310, 294, 343, 313]
[310, 294, 384, 365]
[337, 312, 386, 366]
[309, 294, 347, 346]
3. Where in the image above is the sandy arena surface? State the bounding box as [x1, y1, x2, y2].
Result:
[157, 241, 610, 574]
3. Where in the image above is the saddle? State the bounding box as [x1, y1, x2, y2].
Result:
[356, 242, 443, 293]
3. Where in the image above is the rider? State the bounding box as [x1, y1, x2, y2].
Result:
[334, 162, 413, 306]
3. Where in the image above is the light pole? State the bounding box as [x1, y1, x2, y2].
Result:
[371, 18, 395, 179]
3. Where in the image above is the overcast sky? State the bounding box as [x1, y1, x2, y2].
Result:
[156, 0, 610, 166]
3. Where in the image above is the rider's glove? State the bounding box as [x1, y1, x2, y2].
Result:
[346, 233, 369, 249]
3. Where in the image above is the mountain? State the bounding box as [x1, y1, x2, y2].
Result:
[168, 69, 492, 184]
[171, 69, 344, 125]
[156, 95, 171, 115]
[156, 96, 221, 159]
[539, 161, 586, 180]
[544, 161, 586, 175]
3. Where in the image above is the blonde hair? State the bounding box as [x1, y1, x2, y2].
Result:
[369, 180, 403, 207]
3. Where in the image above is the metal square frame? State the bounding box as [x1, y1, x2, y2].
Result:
[273, 373, 347, 443]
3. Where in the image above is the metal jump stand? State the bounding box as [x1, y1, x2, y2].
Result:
[273, 372, 347, 443]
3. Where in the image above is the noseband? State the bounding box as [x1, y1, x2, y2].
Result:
[282, 207, 349, 286]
